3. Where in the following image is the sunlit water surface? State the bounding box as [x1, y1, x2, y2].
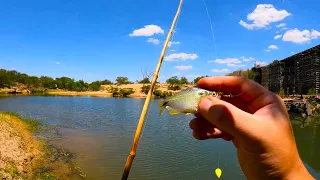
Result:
[0, 95, 319, 179]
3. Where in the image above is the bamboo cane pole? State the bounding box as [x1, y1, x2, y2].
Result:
[121, 0, 184, 179]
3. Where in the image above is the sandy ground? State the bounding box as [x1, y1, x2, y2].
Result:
[0, 113, 42, 179]
[45, 83, 194, 98]
[0, 112, 82, 179]
[101, 83, 194, 98]
[47, 90, 113, 97]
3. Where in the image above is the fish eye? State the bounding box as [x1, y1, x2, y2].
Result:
[211, 92, 217, 96]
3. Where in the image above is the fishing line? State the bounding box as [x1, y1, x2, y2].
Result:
[201, 0, 218, 60]
[165, 0, 182, 55]
[200, 2, 225, 177]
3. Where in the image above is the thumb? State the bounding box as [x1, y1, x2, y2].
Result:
[198, 96, 254, 137]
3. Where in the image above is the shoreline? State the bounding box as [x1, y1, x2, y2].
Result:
[0, 112, 85, 179]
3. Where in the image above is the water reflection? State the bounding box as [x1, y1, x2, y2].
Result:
[0, 96, 319, 179]
[290, 113, 320, 177]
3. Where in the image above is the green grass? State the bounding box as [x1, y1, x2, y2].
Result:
[2, 111, 39, 132]
[5, 164, 19, 178]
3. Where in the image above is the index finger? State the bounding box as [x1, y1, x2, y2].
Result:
[198, 76, 268, 102]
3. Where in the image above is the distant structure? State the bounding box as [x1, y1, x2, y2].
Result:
[253, 44, 320, 95]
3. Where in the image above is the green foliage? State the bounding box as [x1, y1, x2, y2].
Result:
[279, 89, 285, 97]
[153, 90, 173, 98]
[166, 76, 182, 90]
[168, 85, 181, 91]
[5, 112, 39, 132]
[166, 76, 181, 85]
[140, 85, 160, 95]
[193, 76, 208, 84]
[138, 78, 151, 84]
[0, 68, 114, 92]
[227, 69, 257, 80]
[308, 88, 316, 95]
[180, 77, 188, 84]
[101, 79, 113, 85]
[112, 87, 135, 97]
[115, 76, 133, 85]
[5, 165, 19, 178]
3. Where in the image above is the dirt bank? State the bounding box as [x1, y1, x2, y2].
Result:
[0, 112, 84, 179]
[1, 83, 193, 98]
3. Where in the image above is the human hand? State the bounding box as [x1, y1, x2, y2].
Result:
[189, 76, 314, 180]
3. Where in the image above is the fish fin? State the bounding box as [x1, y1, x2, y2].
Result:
[158, 101, 168, 116]
[166, 106, 180, 115]
[159, 106, 165, 116]
[185, 113, 192, 116]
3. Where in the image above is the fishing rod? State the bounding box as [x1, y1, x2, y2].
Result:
[121, 0, 184, 179]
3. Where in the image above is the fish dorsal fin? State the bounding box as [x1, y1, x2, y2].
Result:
[166, 106, 180, 115]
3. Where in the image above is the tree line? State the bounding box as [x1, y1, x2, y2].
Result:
[0, 69, 114, 91]
[0, 67, 258, 92]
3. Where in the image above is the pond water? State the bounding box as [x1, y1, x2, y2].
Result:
[0, 95, 319, 179]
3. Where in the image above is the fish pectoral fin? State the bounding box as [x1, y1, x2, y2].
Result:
[166, 106, 180, 115]
[158, 106, 165, 116]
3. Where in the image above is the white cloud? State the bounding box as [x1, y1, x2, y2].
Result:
[282, 28, 320, 44]
[239, 4, 291, 30]
[240, 56, 255, 62]
[129, 25, 164, 37]
[168, 41, 180, 47]
[175, 65, 192, 70]
[55, 62, 60, 65]
[212, 69, 230, 73]
[274, 34, 282, 39]
[256, 61, 267, 66]
[208, 58, 242, 66]
[170, 49, 176, 52]
[147, 38, 160, 45]
[276, 31, 280, 33]
[164, 53, 198, 61]
[265, 45, 278, 52]
[291, 52, 295, 54]
[268, 45, 278, 49]
[276, 23, 286, 28]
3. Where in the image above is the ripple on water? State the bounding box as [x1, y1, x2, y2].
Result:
[3, 97, 315, 180]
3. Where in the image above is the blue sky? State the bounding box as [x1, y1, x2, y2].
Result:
[1, 0, 319, 83]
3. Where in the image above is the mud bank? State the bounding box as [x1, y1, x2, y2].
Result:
[0, 112, 85, 179]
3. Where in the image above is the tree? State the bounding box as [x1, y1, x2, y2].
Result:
[227, 69, 256, 80]
[166, 76, 181, 90]
[40, 76, 55, 89]
[193, 76, 208, 84]
[115, 76, 132, 85]
[139, 78, 151, 84]
[180, 77, 188, 84]
[89, 81, 103, 91]
[101, 79, 113, 85]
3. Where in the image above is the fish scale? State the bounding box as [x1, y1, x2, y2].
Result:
[158, 87, 217, 116]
